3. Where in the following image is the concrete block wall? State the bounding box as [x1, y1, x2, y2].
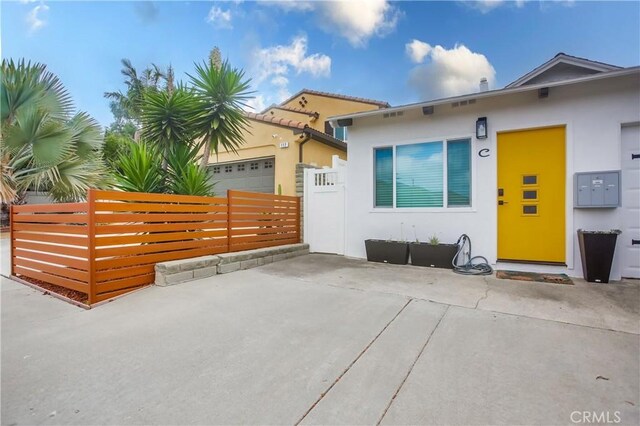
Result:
[155, 255, 221, 286]
[155, 243, 309, 286]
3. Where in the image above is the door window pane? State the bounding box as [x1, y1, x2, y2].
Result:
[447, 139, 471, 206]
[374, 148, 393, 207]
[396, 142, 443, 207]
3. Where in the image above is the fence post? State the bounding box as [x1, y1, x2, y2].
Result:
[296, 196, 301, 243]
[226, 190, 232, 253]
[9, 203, 14, 277]
[87, 188, 97, 305]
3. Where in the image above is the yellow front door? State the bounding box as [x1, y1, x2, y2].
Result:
[497, 126, 566, 264]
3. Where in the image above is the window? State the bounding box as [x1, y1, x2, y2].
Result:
[250, 162, 259, 170]
[397, 142, 443, 207]
[225, 165, 232, 173]
[334, 126, 347, 141]
[447, 139, 471, 207]
[264, 160, 273, 169]
[212, 166, 221, 174]
[374, 148, 393, 207]
[373, 138, 472, 208]
[237, 164, 245, 172]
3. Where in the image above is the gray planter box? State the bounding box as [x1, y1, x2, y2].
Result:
[365, 240, 410, 265]
[410, 243, 458, 269]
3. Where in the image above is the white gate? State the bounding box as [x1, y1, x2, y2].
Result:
[304, 156, 346, 255]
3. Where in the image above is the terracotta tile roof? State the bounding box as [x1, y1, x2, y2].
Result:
[243, 112, 347, 152]
[244, 112, 307, 130]
[263, 104, 319, 117]
[281, 89, 390, 108]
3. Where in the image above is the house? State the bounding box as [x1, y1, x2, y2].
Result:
[328, 53, 640, 280]
[210, 89, 389, 196]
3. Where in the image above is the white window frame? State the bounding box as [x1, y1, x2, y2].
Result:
[371, 134, 476, 212]
[334, 126, 348, 142]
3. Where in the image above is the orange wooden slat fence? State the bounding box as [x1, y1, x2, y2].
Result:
[11, 189, 301, 305]
[11, 203, 90, 296]
[228, 190, 300, 252]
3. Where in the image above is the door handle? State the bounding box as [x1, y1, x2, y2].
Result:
[632, 153, 640, 160]
[498, 200, 508, 205]
[633, 239, 640, 245]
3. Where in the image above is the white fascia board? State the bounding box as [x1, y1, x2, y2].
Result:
[329, 67, 640, 123]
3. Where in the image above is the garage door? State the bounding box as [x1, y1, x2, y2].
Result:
[209, 157, 275, 196]
[621, 123, 640, 279]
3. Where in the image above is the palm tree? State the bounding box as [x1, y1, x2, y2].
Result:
[187, 60, 254, 168]
[104, 58, 167, 127]
[1, 59, 107, 203]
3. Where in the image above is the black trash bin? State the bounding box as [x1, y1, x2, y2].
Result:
[577, 229, 621, 283]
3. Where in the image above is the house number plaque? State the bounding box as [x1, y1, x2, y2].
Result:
[478, 148, 490, 158]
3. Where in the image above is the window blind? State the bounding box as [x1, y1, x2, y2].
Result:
[447, 139, 471, 206]
[374, 147, 393, 207]
[396, 142, 443, 207]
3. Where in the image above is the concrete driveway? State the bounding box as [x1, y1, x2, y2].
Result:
[2, 254, 639, 425]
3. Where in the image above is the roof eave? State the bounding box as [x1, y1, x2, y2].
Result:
[330, 67, 640, 122]
[294, 127, 347, 151]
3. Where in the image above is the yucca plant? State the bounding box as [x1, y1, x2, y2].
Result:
[187, 60, 254, 168]
[167, 162, 215, 197]
[165, 143, 215, 196]
[141, 86, 199, 170]
[113, 140, 164, 193]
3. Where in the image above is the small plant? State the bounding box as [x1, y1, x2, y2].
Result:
[277, 184, 282, 195]
[428, 234, 440, 245]
[412, 225, 419, 243]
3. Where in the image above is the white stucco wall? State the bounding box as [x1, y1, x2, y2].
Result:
[345, 73, 640, 280]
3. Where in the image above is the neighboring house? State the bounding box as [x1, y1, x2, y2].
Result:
[329, 53, 640, 280]
[211, 89, 389, 196]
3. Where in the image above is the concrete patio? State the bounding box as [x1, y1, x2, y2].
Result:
[2, 253, 639, 425]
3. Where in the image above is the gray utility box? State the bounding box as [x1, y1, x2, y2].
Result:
[574, 171, 620, 208]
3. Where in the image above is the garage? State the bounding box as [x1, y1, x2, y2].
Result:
[209, 157, 275, 195]
[621, 123, 640, 279]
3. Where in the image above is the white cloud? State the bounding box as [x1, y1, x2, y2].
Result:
[253, 35, 331, 83]
[407, 42, 496, 100]
[206, 6, 233, 29]
[406, 39, 432, 64]
[26, 3, 49, 34]
[249, 35, 330, 109]
[265, 0, 401, 47]
[266, 0, 315, 12]
[466, 0, 506, 13]
[318, 0, 401, 47]
[245, 95, 267, 112]
[461, 0, 527, 13]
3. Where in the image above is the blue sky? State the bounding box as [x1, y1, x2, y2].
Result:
[3, 0, 639, 127]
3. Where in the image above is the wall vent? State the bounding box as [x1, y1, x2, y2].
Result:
[383, 111, 404, 119]
[452, 99, 476, 108]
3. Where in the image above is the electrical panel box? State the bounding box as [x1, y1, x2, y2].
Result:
[574, 171, 620, 208]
